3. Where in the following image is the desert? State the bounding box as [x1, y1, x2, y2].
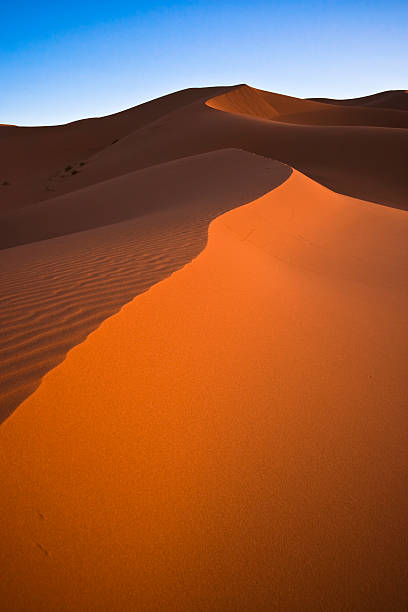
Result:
[1, 79, 407, 610]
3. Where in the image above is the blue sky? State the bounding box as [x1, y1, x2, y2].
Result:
[1, 1, 407, 125]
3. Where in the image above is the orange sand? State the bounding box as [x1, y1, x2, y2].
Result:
[310, 89, 408, 111]
[2, 83, 407, 421]
[0, 151, 290, 419]
[2, 85, 408, 218]
[207, 84, 408, 127]
[1, 171, 407, 611]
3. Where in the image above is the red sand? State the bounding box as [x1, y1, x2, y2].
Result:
[1, 85, 407, 217]
[0, 151, 290, 420]
[207, 84, 408, 127]
[310, 89, 408, 111]
[1, 84, 407, 610]
[0, 170, 407, 611]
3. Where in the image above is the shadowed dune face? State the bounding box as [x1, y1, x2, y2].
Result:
[0, 85, 232, 213]
[0, 148, 288, 249]
[207, 84, 408, 127]
[71, 89, 407, 210]
[0, 81, 407, 611]
[0, 82, 407, 421]
[0, 150, 291, 422]
[310, 89, 408, 111]
[0, 171, 407, 611]
[1, 84, 407, 220]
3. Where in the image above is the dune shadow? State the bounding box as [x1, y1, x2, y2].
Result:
[0, 150, 291, 423]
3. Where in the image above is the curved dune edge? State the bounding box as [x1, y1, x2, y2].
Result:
[1, 171, 408, 610]
[0, 150, 290, 423]
[205, 84, 408, 128]
[309, 89, 408, 111]
[2, 83, 408, 216]
[206, 84, 334, 120]
[0, 85, 233, 212]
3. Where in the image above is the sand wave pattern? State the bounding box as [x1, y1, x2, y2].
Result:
[0, 150, 291, 422]
[0, 170, 407, 611]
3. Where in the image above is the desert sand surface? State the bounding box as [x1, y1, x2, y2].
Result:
[310, 89, 408, 111]
[208, 85, 408, 127]
[0, 150, 290, 421]
[55, 86, 406, 209]
[1, 85, 408, 216]
[1, 83, 407, 610]
[0, 170, 407, 611]
[3, 83, 407, 420]
[0, 86, 231, 212]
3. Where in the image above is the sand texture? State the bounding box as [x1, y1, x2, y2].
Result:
[1, 85, 407, 217]
[0, 84, 407, 611]
[310, 89, 408, 111]
[0, 151, 290, 421]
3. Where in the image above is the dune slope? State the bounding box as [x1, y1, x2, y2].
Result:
[1, 84, 407, 220]
[0, 172, 407, 611]
[310, 89, 408, 111]
[207, 84, 408, 127]
[53, 85, 407, 211]
[0, 150, 290, 421]
[0, 85, 232, 213]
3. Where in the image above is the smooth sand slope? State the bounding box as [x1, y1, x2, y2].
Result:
[38, 84, 406, 211]
[310, 89, 408, 111]
[208, 85, 408, 127]
[0, 86, 231, 212]
[0, 150, 290, 421]
[1, 84, 407, 219]
[3, 82, 407, 420]
[1, 171, 407, 611]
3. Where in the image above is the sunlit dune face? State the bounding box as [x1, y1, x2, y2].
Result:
[0, 170, 407, 611]
[0, 151, 290, 422]
[1, 79, 407, 611]
[207, 84, 408, 127]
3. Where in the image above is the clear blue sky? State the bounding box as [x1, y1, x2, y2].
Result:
[1, 1, 406, 125]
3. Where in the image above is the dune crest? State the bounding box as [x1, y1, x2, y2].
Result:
[0, 151, 290, 422]
[207, 84, 408, 127]
[0, 85, 232, 213]
[1, 83, 408, 219]
[0, 171, 407, 611]
[1, 81, 407, 610]
[310, 89, 408, 111]
[206, 84, 334, 120]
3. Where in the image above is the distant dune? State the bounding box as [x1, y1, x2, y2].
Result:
[1, 84, 407, 218]
[310, 89, 408, 111]
[208, 84, 408, 127]
[0, 83, 407, 611]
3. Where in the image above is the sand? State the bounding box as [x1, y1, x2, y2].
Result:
[0, 150, 290, 421]
[207, 84, 408, 127]
[0, 86, 231, 213]
[1, 85, 407, 218]
[1, 83, 407, 610]
[310, 89, 408, 111]
[0, 170, 407, 611]
[55, 85, 406, 209]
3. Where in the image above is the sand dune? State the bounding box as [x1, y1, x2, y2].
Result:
[207, 84, 408, 127]
[0, 148, 290, 249]
[1, 83, 407, 610]
[310, 89, 408, 111]
[0, 150, 290, 421]
[0, 171, 407, 611]
[1, 84, 407, 219]
[0, 85, 231, 213]
[52, 85, 406, 209]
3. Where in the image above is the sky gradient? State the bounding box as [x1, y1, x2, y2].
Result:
[1, 1, 407, 125]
